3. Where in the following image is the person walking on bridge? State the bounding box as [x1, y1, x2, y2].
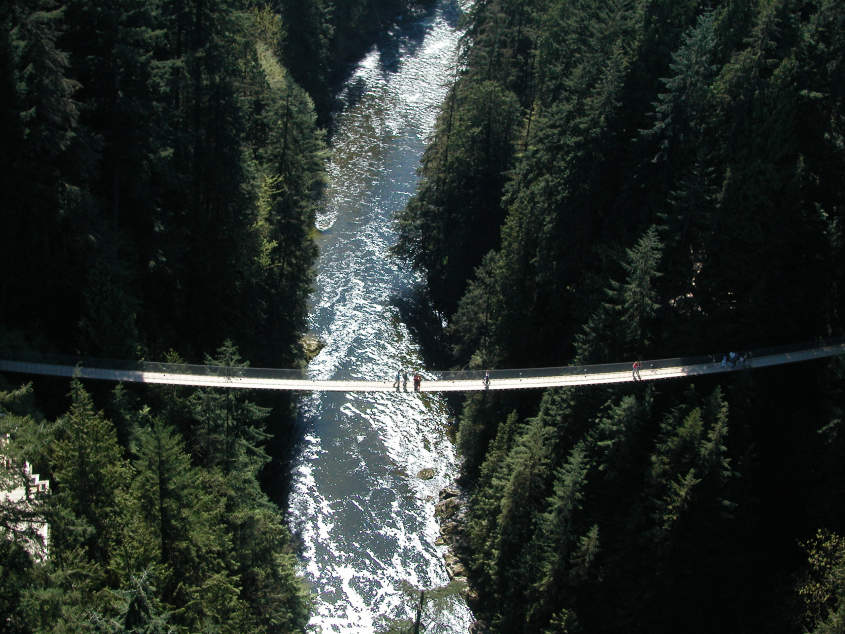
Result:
[632, 360, 642, 381]
[393, 368, 401, 390]
[402, 371, 409, 392]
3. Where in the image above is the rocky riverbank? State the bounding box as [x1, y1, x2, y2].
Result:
[300, 334, 325, 363]
[434, 486, 484, 626]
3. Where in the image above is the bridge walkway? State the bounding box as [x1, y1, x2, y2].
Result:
[1, 341, 843, 392]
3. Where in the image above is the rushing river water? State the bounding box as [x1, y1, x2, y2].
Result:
[286, 2, 474, 632]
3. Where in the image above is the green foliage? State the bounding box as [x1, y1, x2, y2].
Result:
[798, 529, 845, 633]
[118, 415, 226, 606]
[0, 348, 307, 630]
[50, 380, 129, 566]
[0, 6, 323, 621]
[395, 79, 521, 317]
[117, 570, 173, 633]
[20, 545, 113, 632]
[574, 226, 663, 364]
[647, 387, 735, 544]
[400, 2, 845, 629]
[0, 0, 372, 630]
[0, 539, 35, 633]
[188, 341, 272, 474]
[1, 0, 323, 367]
[526, 442, 592, 628]
[0, 0, 86, 346]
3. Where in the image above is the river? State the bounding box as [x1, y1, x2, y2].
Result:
[286, 2, 474, 632]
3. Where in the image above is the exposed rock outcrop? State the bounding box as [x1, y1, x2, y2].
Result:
[435, 482, 482, 619]
[417, 467, 436, 480]
[300, 334, 325, 362]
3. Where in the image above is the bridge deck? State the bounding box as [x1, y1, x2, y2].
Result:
[1, 343, 843, 392]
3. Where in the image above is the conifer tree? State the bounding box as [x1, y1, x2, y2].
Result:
[120, 416, 207, 594]
[50, 380, 129, 566]
[1, 0, 84, 344]
[118, 569, 173, 633]
[491, 416, 554, 630]
[527, 441, 591, 629]
[396, 79, 520, 317]
[465, 410, 520, 598]
[574, 226, 663, 364]
[647, 387, 735, 575]
[0, 539, 34, 633]
[21, 545, 113, 630]
[188, 341, 271, 474]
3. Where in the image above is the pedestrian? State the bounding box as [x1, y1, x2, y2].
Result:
[413, 373, 421, 392]
[393, 368, 401, 389]
[402, 371, 409, 391]
[483, 370, 490, 390]
[729, 351, 737, 368]
[632, 360, 641, 381]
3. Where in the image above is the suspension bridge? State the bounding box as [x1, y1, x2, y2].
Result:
[1, 340, 843, 392]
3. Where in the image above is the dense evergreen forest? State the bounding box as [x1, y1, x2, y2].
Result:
[396, 0, 845, 632]
[0, 0, 434, 631]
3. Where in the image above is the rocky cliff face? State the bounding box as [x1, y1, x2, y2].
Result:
[435, 486, 477, 605]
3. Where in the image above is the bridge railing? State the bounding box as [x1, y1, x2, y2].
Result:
[429, 336, 845, 382]
[431, 355, 714, 382]
[1, 336, 842, 384]
[0, 350, 308, 381]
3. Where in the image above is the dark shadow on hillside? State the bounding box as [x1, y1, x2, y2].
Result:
[260, 391, 307, 510]
[391, 282, 452, 372]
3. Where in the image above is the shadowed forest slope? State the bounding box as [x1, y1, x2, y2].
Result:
[0, 1, 435, 631]
[396, 1, 845, 631]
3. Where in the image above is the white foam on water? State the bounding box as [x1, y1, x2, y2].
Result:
[288, 1, 476, 632]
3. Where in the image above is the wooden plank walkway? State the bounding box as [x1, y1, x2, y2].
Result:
[1, 342, 843, 392]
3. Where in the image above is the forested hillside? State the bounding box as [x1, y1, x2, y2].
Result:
[397, 0, 845, 631]
[0, 0, 433, 630]
[0, 0, 435, 366]
[0, 0, 326, 367]
[0, 0, 328, 628]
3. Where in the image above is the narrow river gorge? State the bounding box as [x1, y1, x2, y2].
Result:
[286, 2, 474, 631]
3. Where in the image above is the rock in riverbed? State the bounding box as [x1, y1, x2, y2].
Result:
[300, 334, 325, 362]
[439, 487, 460, 501]
[417, 468, 436, 480]
[434, 496, 461, 520]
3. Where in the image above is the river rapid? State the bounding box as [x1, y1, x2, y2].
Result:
[286, 2, 474, 632]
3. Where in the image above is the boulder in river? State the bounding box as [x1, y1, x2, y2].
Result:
[417, 468, 436, 480]
[439, 487, 460, 501]
[434, 496, 460, 520]
[300, 334, 325, 362]
[443, 551, 467, 579]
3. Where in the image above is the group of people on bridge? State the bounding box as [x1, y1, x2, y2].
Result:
[632, 349, 752, 381]
[392, 368, 493, 391]
[721, 351, 751, 368]
[393, 369, 422, 392]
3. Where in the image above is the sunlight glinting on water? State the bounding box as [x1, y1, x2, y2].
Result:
[287, 2, 474, 632]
